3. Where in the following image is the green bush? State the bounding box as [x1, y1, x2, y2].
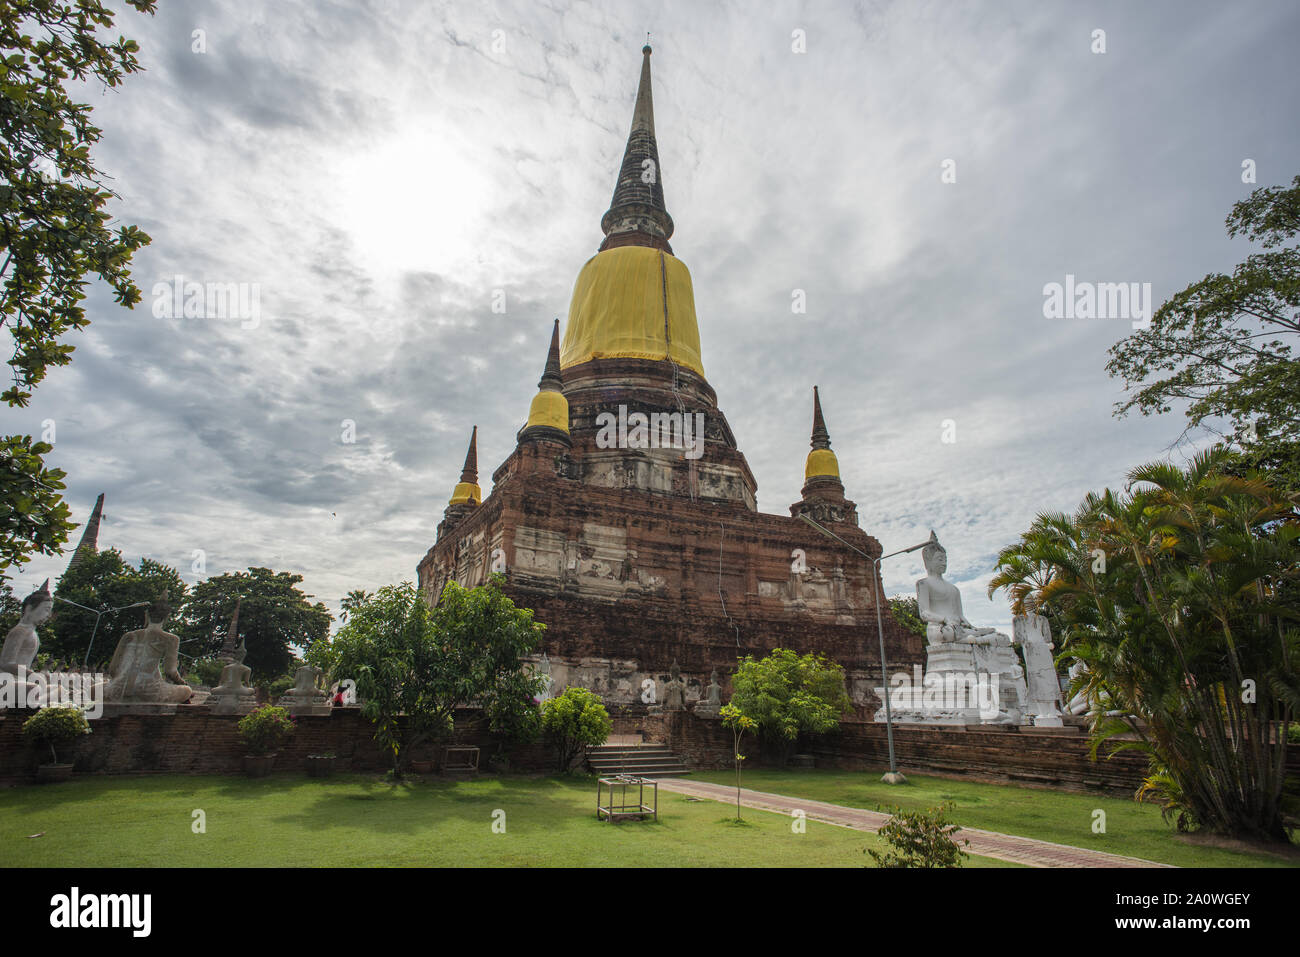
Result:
[256, 673, 295, 700]
[22, 706, 91, 764]
[730, 648, 852, 762]
[237, 705, 295, 755]
[866, 803, 969, 869]
[189, 658, 226, 687]
[540, 687, 611, 772]
[1287, 723, 1300, 746]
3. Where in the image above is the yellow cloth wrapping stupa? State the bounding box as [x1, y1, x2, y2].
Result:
[560, 246, 704, 376]
[804, 448, 840, 480]
[526, 389, 569, 432]
[448, 481, 480, 505]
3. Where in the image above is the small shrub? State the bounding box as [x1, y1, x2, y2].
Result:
[540, 687, 611, 772]
[1287, 723, 1300, 746]
[866, 803, 969, 868]
[22, 706, 91, 764]
[237, 705, 296, 755]
[257, 674, 296, 700]
[189, 658, 226, 687]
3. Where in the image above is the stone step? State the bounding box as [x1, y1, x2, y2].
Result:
[589, 751, 676, 760]
[592, 754, 691, 769]
[586, 741, 691, 777]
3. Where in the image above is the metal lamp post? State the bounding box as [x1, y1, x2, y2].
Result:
[53, 597, 150, 668]
[799, 515, 932, 785]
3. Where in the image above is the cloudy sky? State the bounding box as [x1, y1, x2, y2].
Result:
[9, 0, 1299, 632]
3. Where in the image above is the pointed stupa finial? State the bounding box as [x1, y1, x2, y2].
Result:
[449, 427, 482, 506]
[811, 385, 831, 451]
[460, 426, 478, 483]
[599, 44, 674, 252]
[539, 318, 562, 391]
[62, 492, 105, 578]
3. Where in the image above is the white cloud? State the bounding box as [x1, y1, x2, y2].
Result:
[9, 0, 1299, 632]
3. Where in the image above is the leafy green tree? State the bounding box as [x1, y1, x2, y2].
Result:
[540, 686, 611, 772]
[887, 595, 926, 638]
[339, 588, 372, 625]
[989, 447, 1298, 842]
[0, 434, 72, 575]
[865, 804, 969, 869]
[1107, 175, 1300, 490]
[0, 576, 19, 634]
[46, 549, 184, 666]
[330, 577, 545, 775]
[720, 702, 755, 820]
[0, 0, 155, 574]
[177, 568, 331, 679]
[729, 648, 852, 764]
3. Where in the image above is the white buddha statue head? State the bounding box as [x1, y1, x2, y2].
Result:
[145, 595, 172, 629]
[20, 580, 54, 627]
[921, 532, 947, 577]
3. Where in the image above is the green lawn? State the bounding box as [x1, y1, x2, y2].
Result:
[688, 768, 1300, 868]
[0, 772, 1019, 868]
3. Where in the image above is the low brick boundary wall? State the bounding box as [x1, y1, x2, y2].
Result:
[6, 704, 1292, 798]
[613, 710, 1154, 796]
[0, 706, 556, 785]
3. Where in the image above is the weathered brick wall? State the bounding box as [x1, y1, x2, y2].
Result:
[614, 709, 1153, 796]
[418, 415, 926, 714]
[0, 707, 556, 785]
[804, 721, 1153, 796]
[9, 704, 1286, 800]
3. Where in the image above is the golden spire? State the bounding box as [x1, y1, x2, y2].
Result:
[560, 45, 705, 376]
[804, 386, 841, 480]
[448, 427, 481, 505]
[521, 319, 570, 444]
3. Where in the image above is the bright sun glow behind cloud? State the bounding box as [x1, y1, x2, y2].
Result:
[331, 128, 492, 278]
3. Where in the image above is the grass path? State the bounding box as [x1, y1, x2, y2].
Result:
[0, 773, 1020, 868]
[686, 769, 1299, 868]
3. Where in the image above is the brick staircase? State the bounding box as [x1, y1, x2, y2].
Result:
[587, 742, 690, 778]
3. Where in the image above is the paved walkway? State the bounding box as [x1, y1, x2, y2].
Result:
[657, 778, 1174, 868]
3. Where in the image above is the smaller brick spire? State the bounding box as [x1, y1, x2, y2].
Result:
[520, 320, 571, 446]
[791, 386, 857, 526]
[539, 318, 563, 391]
[460, 426, 478, 484]
[63, 492, 104, 578]
[217, 597, 242, 661]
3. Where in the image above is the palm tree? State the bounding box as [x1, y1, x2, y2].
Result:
[991, 446, 1298, 841]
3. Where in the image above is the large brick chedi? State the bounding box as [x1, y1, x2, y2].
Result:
[417, 46, 922, 711]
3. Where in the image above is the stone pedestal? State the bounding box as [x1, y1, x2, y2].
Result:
[873, 642, 1017, 726]
[210, 694, 257, 715]
[925, 643, 975, 672]
[277, 697, 332, 717]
